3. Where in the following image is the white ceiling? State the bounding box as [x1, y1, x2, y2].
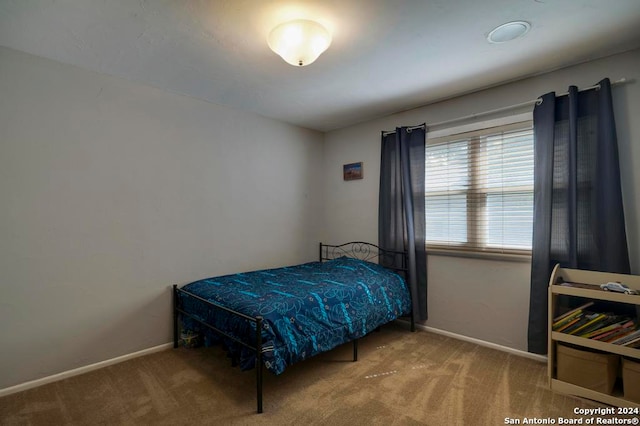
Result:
[1, 0, 640, 132]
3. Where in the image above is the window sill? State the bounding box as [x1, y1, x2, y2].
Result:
[425, 247, 532, 263]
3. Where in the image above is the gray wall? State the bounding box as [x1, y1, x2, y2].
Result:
[2, 44, 639, 390]
[0, 46, 324, 389]
[323, 48, 640, 351]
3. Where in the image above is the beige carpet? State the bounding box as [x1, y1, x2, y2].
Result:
[0, 323, 608, 425]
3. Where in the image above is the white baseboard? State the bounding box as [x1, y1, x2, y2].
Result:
[398, 320, 548, 363]
[0, 342, 174, 398]
[1, 325, 547, 397]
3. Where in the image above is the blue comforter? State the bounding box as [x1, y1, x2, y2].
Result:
[179, 256, 411, 375]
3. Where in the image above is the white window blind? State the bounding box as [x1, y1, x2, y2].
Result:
[425, 121, 534, 254]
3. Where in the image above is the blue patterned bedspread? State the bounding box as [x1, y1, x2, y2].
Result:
[179, 257, 410, 375]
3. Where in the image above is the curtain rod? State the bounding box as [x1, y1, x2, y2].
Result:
[383, 78, 629, 135]
[426, 78, 628, 129]
[382, 124, 425, 136]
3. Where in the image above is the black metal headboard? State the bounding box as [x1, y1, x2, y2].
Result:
[319, 242, 408, 276]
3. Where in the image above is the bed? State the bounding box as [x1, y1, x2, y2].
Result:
[172, 242, 414, 413]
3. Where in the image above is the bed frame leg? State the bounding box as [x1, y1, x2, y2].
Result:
[410, 310, 416, 332]
[256, 316, 264, 414]
[172, 285, 179, 348]
[257, 362, 263, 414]
[353, 339, 358, 361]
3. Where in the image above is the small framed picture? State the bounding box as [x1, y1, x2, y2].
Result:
[343, 162, 363, 180]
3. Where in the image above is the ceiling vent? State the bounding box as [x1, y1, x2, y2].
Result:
[487, 21, 531, 43]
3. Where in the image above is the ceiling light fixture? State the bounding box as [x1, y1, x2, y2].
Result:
[268, 19, 332, 67]
[487, 21, 531, 43]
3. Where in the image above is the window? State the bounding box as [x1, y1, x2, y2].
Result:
[425, 121, 534, 255]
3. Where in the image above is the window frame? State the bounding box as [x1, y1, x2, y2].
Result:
[425, 114, 534, 260]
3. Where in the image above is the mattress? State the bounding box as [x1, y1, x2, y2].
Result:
[179, 256, 411, 375]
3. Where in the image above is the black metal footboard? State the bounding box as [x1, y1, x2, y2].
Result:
[173, 285, 264, 413]
[173, 284, 359, 414]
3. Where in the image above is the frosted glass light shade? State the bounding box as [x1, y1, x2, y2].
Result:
[268, 19, 331, 66]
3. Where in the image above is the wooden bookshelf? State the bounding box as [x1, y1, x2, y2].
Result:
[548, 265, 640, 408]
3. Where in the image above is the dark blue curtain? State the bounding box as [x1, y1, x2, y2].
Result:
[527, 78, 630, 354]
[379, 126, 428, 321]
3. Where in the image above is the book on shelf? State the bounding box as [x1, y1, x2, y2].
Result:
[594, 321, 635, 341]
[567, 313, 609, 335]
[552, 310, 584, 331]
[610, 328, 640, 345]
[622, 335, 640, 347]
[602, 325, 638, 343]
[578, 317, 625, 338]
[574, 314, 619, 336]
[555, 316, 583, 333]
[552, 301, 594, 324]
[559, 316, 592, 334]
[558, 312, 597, 335]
